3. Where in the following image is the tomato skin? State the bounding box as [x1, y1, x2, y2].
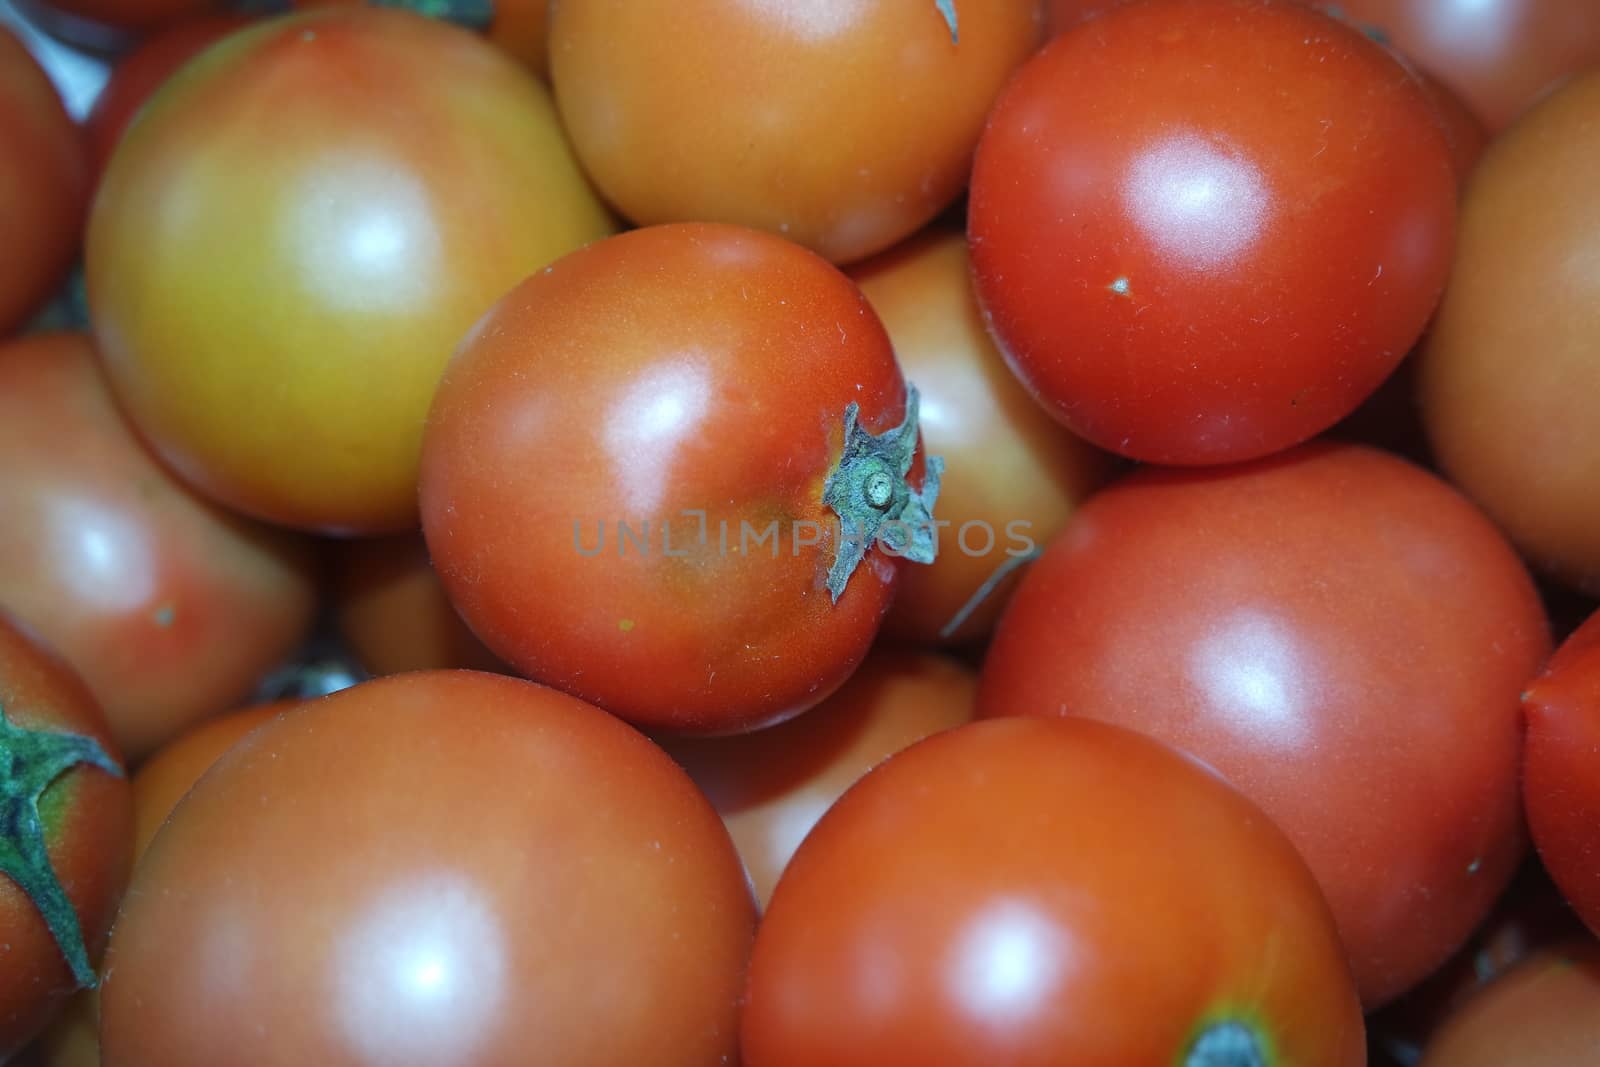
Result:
[99, 671, 754, 1066]
[87, 8, 615, 533]
[1524, 610, 1600, 939]
[663, 650, 976, 907]
[1417, 940, 1600, 1066]
[1418, 72, 1600, 594]
[420, 222, 918, 734]
[742, 717, 1365, 1066]
[978, 443, 1549, 1007]
[969, 0, 1456, 466]
[294, 0, 550, 75]
[549, 0, 1042, 264]
[849, 230, 1111, 646]
[0, 616, 132, 1062]
[0, 27, 87, 339]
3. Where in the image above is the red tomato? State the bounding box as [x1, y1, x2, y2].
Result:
[1417, 940, 1600, 1066]
[742, 717, 1365, 1066]
[98, 671, 755, 1066]
[978, 443, 1550, 1007]
[0, 27, 86, 338]
[663, 650, 976, 906]
[0, 334, 319, 761]
[549, 0, 1042, 263]
[420, 223, 935, 734]
[969, 0, 1456, 465]
[1524, 608, 1600, 939]
[0, 615, 131, 1061]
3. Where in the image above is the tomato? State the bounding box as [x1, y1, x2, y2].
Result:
[296, 0, 549, 76]
[331, 535, 502, 676]
[1044, 0, 1123, 33]
[978, 442, 1549, 1007]
[1524, 608, 1600, 939]
[742, 717, 1365, 1066]
[548, 0, 1041, 264]
[0, 334, 318, 761]
[98, 671, 753, 1065]
[663, 650, 976, 906]
[0, 615, 132, 1061]
[969, 0, 1456, 466]
[1415, 67, 1488, 181]
[420, 222, 935, 734]
[1307, 0, 1600, 131]
[87, 8, 614, 533]
[1418, 71, 1600, 595]
[1417, 940, 1600, 1066]
[0, 27, 86, 338]
[849, 230, 1112, 646]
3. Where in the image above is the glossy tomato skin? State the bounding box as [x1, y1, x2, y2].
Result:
[99, 671, 755, 1066]
[0, 617, 132, 1061]
[979, 442, 1549, 1006]
[663, 650, 976, 906]
[0, 27, 87, 338]
[1418, 72, 1600, 594]
[88, 8, 614, 533]
[970, 0, 1456, 465]
[0, 334, 319, 761]
[420, 223, 919, 734]
[742, 717, 1365, 1066]
[1524, 609, 1600, 938]
[850, 230, 1111, 646]
[1417, 940, 1600, 1066]
[549, 0, 1042, 264]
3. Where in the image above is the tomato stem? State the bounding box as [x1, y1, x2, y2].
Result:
[1183, 1021, 1267, 1067]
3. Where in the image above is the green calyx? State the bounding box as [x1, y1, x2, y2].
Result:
[0, 702, 124, 990]
[1181, 1020, 1270, 1067]
[822, 385, 944, 603]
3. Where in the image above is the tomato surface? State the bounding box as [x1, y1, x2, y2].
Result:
[0, 616, 131, 1061]
[98, 671, 755, 1066]
[0, 334, 319, 761]
[420, 222, 933, 734]
[294, 0, 549, 75]
[1417, 940, 1600, 1066]
[1523, 608, 1600, 939]
[663, 649, 976, 906]
[1418, 71, 1600, 594]
[87, 8, 614, 533]
[850, 229, 1111, 646]
[742, 717, 1365, 1066]
[969, 0, 1456, 465]
[0, 27, 86, 338]
[549, 0, 1041, 264]
[978, 442, 1549, 1007]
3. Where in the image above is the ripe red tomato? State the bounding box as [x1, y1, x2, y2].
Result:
[850, 229, 1111, 646]
[969, 0, 1456, 465]
[549, 0, 1042, 264]
[98, 671, 755, 1066]
[87, 8, 615, 533]
[979, 443, 1549, 1007]
[420, 222, 935, 734]
[663, 650, 976, 906]
[742, 717, 1365, 1066]
[1417, 940, 1600, 1066]
[1524, 609, 1600, 939]
[1418, 71, 1600, 594]
[0, 27, 86, 338]
[0, 334, 319, 761]
[0, 615, 131, 1061]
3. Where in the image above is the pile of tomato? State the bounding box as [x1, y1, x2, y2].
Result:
[1, 0, 1598, 1064]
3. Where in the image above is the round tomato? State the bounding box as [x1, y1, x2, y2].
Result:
[420, 222, 936, 734]
[969, 0, 1456, 465]
[87, 7, 614, 533]
[296, 0, 549, 76]
[0, 333, 319, 761]
[1524, 608, 1600, 938]
[1418, 71, 1600, 594]
[978, 443, 1549, 1007]
[663, 650, 976, 906]
[549, 0, 1041, 264]
[0, 27, 86, 338]
[742, 717, 1365, 1066]
[1417, 940, 1600, 1066]
[98, 671, 754, 1066]
[850, 229, 1111, 646]
[0, 615, 131, 1061]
